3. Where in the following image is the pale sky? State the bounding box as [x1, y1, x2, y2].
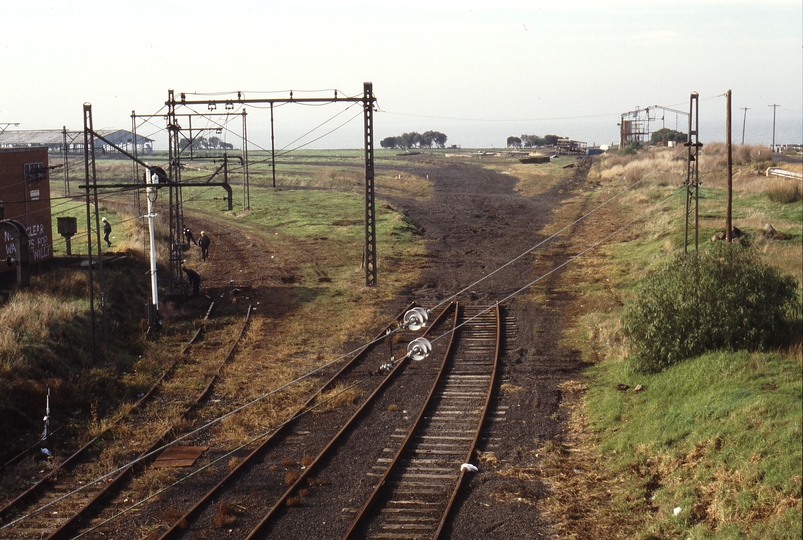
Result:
[2, 0, 801, 149]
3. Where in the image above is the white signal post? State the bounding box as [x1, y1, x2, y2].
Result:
[145, 165, 159, 312]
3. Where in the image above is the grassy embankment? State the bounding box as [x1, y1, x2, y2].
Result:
[537, 145, 801, 539]
[0, 150, 427, 463]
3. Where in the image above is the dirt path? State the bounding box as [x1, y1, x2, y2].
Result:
[381, 157, 591, 538]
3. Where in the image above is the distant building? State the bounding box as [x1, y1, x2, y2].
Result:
[555, 138, 587, 155]
[0, 147, 53, 265]
[0, 129, 153, 155]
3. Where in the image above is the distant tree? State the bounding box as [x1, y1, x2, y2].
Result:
[208, 136, 221, 149]
[399, 132, 422, 149]
[381, 130, 447, 149]
[221, 142, 234, 150]
[651, 128, 687, 145]
[507, 136, 522, 148]
[522, 134, 546, 147]
[431, 131, 447, 148]
[380, 136, 400, 149]
[420, 131, 435, 148]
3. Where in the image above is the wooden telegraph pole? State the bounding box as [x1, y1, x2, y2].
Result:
[726, 90, 733, 242]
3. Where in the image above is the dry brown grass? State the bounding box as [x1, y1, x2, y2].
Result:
[377, 170, 433, 201]
[0, 290, 82, 374]
[213, 502, 238, 528]
[313, 382, 363, 413]
[284, 470, 300, 485]
[531, 380, 643, 539]
[307, 477, 330, 486]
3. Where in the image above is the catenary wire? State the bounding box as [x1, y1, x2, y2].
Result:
[2, 154, 686, 531]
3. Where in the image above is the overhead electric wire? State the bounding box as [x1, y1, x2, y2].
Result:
[69, 378, 368, 539]
[2, 155, 687, 533]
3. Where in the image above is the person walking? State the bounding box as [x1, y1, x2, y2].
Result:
[184, 227, 197, 246]
[102, 217, 112, 247]
[183, 266, 201, 297]
[198, 231, 211, 260]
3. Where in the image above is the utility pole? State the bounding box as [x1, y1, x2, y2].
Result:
[769, 104, 780, 151]
[684, 92, 702, 254]
[740, 107, 749, 145]
[726, 90, 733, 243]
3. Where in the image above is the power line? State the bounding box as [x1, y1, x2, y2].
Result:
[3, 155, 685, 532]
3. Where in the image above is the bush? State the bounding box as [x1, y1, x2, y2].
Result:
[766, 180, 803, 204]
[623, 243, 800, 372]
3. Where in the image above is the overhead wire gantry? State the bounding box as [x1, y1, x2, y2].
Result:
[164, 82, 378, 288]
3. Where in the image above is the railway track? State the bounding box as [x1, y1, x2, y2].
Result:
[139, 302, 499, 540]
[344, 303, 500, 540]
[144, 302, 445, 540]
[0, 300, 250, 540]
[2, 302, 502, 540]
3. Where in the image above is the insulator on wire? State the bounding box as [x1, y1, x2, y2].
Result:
[403, 307, 431, 331]
[406, 337, 432, 361]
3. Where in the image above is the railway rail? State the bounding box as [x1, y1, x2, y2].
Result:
[344, 303, 500, 540]
[149, 302, 445, 539]
[140, 302, 500, 540]
[0, 300, 247, 540]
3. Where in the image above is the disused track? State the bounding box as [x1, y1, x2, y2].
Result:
[343, 304, 500, 540]
[0, 300, 251, 540]
[149, 302, 448, 540]
[162, 302, 499, 540]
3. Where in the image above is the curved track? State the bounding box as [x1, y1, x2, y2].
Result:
[139, 302, 500, 540]
[0, 301, 250, 540]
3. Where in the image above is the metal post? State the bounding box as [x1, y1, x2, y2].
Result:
[740, 107, 749, 145]
[167, 90, 184, 291]
[242, 109, 250, 209]
[83, 104, 108, 358]
[270, 103, 276, 188]
[145, 165, 160, 337]
[363, 82, 377, 287]
[62, 126, 69, 196]
[726, 90, 733, 243]
[131, 110, 142, 216]
[769, 104, 779, 151]
[684, 93, 702, 254]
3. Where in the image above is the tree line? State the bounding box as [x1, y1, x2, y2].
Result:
[180, 136, 235, 151]
[380, 131, 448, 150]
[506, 134, 565, 148]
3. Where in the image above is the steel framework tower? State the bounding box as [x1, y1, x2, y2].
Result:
[166, 82, 379, 286]
[683, 93, 702, 253]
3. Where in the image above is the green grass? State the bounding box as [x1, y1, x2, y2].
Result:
[587, 350, 802, 538]
[573, 148, 802, 538]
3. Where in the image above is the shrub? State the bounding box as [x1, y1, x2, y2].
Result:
[766, 180, 802, 204]
[623, 243, 800, 373]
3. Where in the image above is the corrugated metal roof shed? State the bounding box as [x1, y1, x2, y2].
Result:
[0, 129, 153, 147]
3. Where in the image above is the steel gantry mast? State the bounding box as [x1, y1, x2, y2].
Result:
[684, 93, 702, 253]
[166, 82, 379, 286]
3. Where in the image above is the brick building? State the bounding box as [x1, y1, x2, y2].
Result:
[0, 147, 53, 265]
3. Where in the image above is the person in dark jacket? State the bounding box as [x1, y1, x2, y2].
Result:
[198, 231, 211, 260]
[184, 227, 197, 246]
[102, 217, 112, 247]
[183, 266, 201, 297]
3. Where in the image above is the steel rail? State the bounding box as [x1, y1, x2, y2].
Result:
[341, 303, 460, 540]
[433, 303, 500, 538]
[241, 303, 456, 540]
[0, 302, 243, 539]
[0, 299, 215, 521]
[155, 302, 423, 539]
[343, 303, 501, 540]
[44, 305, 253, 540]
